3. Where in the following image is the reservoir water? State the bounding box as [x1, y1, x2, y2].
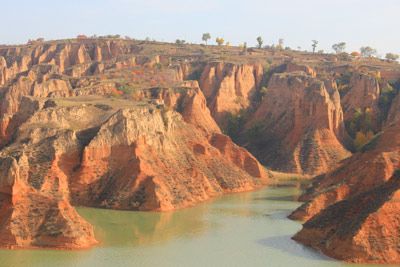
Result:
[0, 181, 387, 267]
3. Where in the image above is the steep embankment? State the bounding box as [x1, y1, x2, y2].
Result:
[290, 105, 400, 263]
[246, 72, 350, 175]
[293, 173, 400, 264]
[0, 90, 267, 249]
[290, 121, 400, 222]
[198, 62, 352, 175]
[199, 62, 263, 125]
[0, 40, 269, 249]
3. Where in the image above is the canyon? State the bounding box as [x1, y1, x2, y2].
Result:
[0, 38, 399, 264]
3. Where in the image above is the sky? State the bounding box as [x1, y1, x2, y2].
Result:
[2, 0, 399, 55]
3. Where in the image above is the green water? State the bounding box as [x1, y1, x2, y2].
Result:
[0, 183, 388, 267]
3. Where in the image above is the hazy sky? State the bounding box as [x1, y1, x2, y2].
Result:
[2, 0, 399, 55]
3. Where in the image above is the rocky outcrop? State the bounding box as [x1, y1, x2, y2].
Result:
[143, 82, 220, 134]
[290, 122, 400, 221]
[246, 72, 350, 175]
[288, 92, 400, 263]
[293, 173, 400, 264]
[0, 126, 97, 249]
[341, 72, 381, 130]
[284, 62, 316, 77]
[66, 100, 267, 211]
[199, 62, 263, 125]
[0, 66, 72, 147]
[0, 40, 270, 249]
[0, 92, 267, 248]
[387, 93, 400, 124]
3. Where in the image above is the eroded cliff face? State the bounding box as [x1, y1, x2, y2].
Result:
[197, 62, 353, 176]
[0, 39, 271, 249]
[70, 105, 266, 211]
[341, 72, 381, 130]
[289, 118, 400, 263]
[186, 44, 399, 264]
[0, 43, 184, 148]
[290, 121, 400, 221]
[387, 93, 400, 124]
[0, 114, 97, 249]
[0, 84, 267, 249]
[0, 40, 140, 85]
[1, 38, 400, 261]
[245, 73, 350, 175]
[293, 174, 400, 264]
[199, 62, 263, 125]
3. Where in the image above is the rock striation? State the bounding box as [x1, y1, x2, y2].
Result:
[0, 82, 267, 249]
[199, 62, 263, 125]
[245, 72, 350, 175]
[1, 37, 400, 261]
[290, 122, 400, 221]
[293, 173, 400, 264]
[290, 118, 400, 263]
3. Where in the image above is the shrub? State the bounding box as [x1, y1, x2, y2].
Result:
[216, 37, 225, 46]
[360, 46, 377, 57]
[224, 111, 247, 142]
[346, 108, 373, 138]
[354, 131, 374, 151]
[360, 132, 382, 153]
[385, 53, 399, 62]
[378, 81, 399, 121]
[245, 122, 264, 141]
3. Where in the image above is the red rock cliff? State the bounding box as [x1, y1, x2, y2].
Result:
[246, 72, 350, 175]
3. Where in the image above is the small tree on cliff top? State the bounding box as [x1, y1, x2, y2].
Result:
[256, 36, 263, 49]
[360, 46, 377, 58]
[277, 38, 284, 50]
[386, 53, 399, 62]
[202, 33, 211, 45]
[311, 40, 318, 53]
[332, 42, 346, 54]
[216, 37, 225, 46]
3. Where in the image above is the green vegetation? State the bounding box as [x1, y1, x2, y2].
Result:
[244, 122, 264, 141]
[360, 46, 377, 58]
[256, 36, 263, 49]
[118, 85, 138, 94]
[336, 71, 352, 97]
[224, 111, 265, 147]
[347, 108, 373, 137]
[202, 33, 211, 45]
[216, 37, 225, 46]
[346, 108, 378, 151]
[378, 80, 400, 121]
[394, 169, 400, 178]
[360, 132, 382, 153]
[332, 42, 346, 54]
[385, 53, 399, 62]
[311, 40, 318, 53]
[354, 130, 374, 151]
[175, 39, 186, 45]
[225, 111, 247, 142]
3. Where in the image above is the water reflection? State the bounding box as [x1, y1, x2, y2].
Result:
[0, 181, 388, 267]
[78, 204, 211, 247]
[258, 235, 334, 261]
